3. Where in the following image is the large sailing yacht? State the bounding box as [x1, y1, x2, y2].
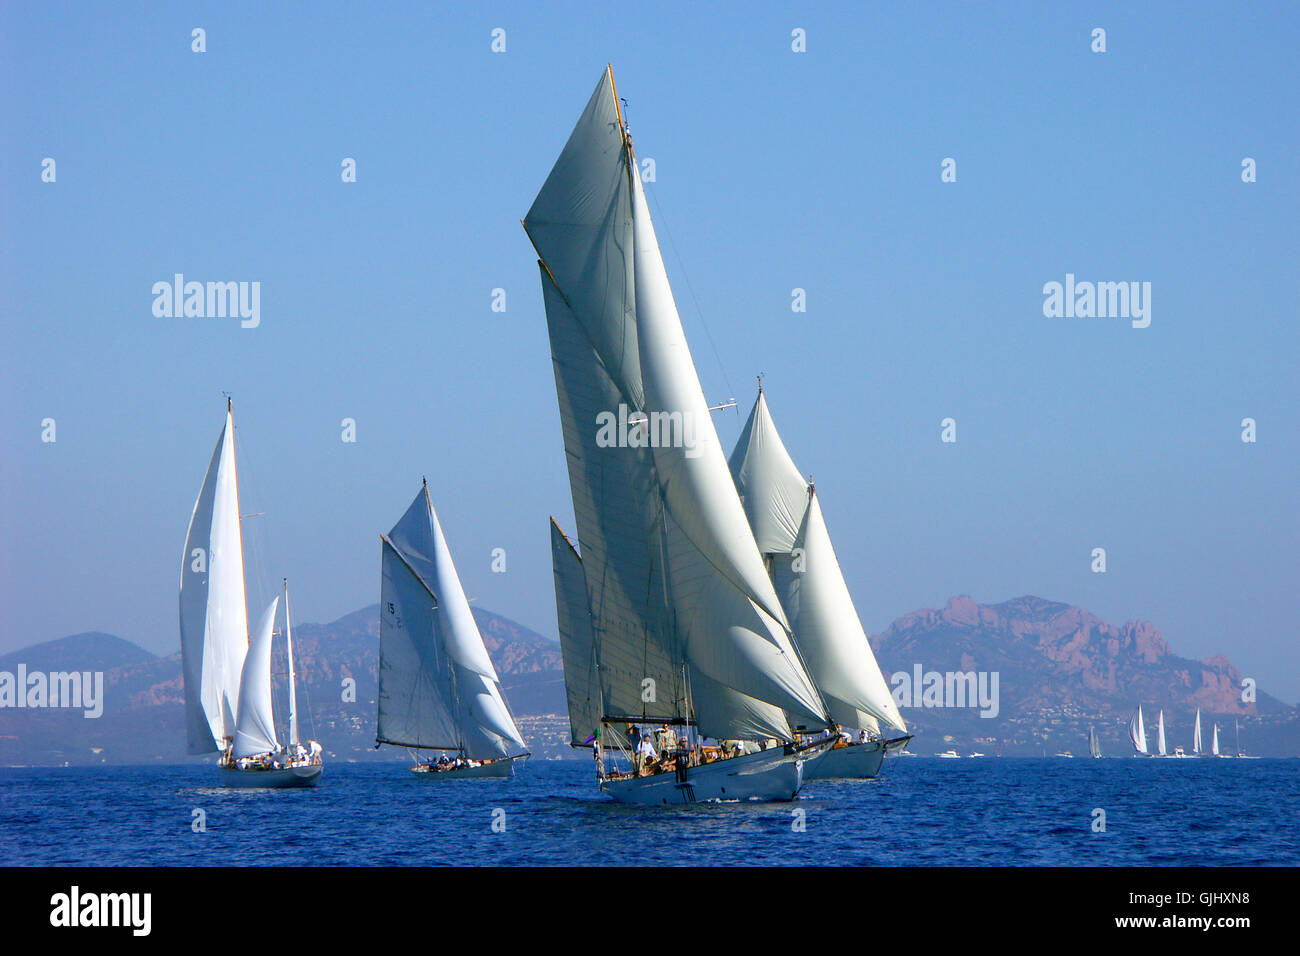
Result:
[179, 401, 323, 787]
[532, 67, 836, 804]
[729, 384, 911, 779]
[376, 482, 530, 778]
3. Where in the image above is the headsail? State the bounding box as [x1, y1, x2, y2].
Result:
[525, 68, 831, 743]
[378, 485, 528, 759]
[233, 597, 280, 759]
[730, 388, 907, 733]
[1129, 705, 1148, 754]
[179, 404, 250, 754]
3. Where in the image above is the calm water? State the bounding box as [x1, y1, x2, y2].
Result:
[1, 758, 1296, 866]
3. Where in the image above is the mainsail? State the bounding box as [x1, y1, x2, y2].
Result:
[179, 402, 250, 754]
[527, 67, 832, 745]
[1193, 709, 1203, 754]
[729, 387, 907, 734]
[1156, 709, 1167, 756]
[233, 597, 281, 759]
[377, 484, 528, 760]
[1129, 705, 1148, 754]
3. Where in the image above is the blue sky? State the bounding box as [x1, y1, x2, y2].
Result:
[3, 3, 1297, 699]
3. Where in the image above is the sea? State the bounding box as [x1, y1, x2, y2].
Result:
[2, 757, 1296, 867]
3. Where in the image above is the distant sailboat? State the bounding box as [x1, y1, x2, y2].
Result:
[1156, 709, 1168, 756]
[728, 384, 910, 780]
[1192, 709, 1203, 755]
[1211, 722, 1222, 757]
[1128, 705, 1149, 755]
[377, 481, 530, 778]
[530, 67, 835, 803]
[179, 401, 323, 787]
[1089, 725, 1102, 759]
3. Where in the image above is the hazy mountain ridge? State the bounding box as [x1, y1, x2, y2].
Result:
[2, 596, 1295, 764]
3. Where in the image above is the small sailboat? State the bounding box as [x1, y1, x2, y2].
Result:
[1211, 722, 1223, 757]
[728, 384, 910, 781]
[1089, 725, 1102, 759]
[377, 482, 530, 778]
[1156, 708, 1168, 756]
[1128, 705, 1149, 756]
[1192, 708, 1203, 756]
[179, 401, 323, 787]
[531, 67, 835, 804]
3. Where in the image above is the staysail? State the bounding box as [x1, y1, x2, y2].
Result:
[233, 597, 280, 759]
[179, 403, 250, 754]
[525, 67, 831, 744]
[730, 388, 907, 734]
[378, 485, 528, 760]
[1129, 705, 1148, 754]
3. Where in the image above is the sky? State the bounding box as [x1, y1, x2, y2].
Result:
[2, 2, 1297, 700]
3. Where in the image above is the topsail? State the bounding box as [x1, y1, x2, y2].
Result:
[528, 68, 831, 745]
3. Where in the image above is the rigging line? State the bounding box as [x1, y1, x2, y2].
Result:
[644, 181, 737, 407]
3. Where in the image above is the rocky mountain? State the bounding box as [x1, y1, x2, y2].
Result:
[2, 596, 1295, 764]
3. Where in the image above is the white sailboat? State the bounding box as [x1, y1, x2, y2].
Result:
[179, 401, 323, 787]
[532, 67, 835, 804]
[1191, 708, 1203, 755]
[1211, 722, 1222, 757]
[1089, 725, 1102, 759]
[728, 384, 910, 780]
[1128, 705, 1149, 755]
[1156, 709, 1168, 756]
[377, 482, 530, 778]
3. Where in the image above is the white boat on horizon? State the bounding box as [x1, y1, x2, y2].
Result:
[937, 749, 961, 758]
[376, 481, 530, 779]
[180, 400, 323, 788]
[532, 67, 839, 803]
[1129, 704, 1151, 756]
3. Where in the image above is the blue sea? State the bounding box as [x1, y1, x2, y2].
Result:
[2, 758, 1296, 866]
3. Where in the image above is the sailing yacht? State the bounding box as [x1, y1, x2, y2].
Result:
[1211, 722, 1223, 757]
[531, 67, 836, 804]
[1128, 705, 1150, 756]
[1190, 708, 1203, 757]
[729, 384, 910, 780]
[377, 482, 530, 778]
[1156, 709, 1168, 757]
[179, 401, 323, 787]
[1088, 725, 1102, 759]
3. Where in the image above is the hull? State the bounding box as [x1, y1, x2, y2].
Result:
[803, 739, 886, 780]
[411, 758, 515, 779]
[600, 747, 805, 805]
[219, 764, 322, 788]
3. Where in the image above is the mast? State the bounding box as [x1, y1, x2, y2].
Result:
[284, 578, 298, 748]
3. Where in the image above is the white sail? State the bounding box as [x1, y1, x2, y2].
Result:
[284, 580, 298, 748]
[1211, 723, 1220, 756]
[729, 387, 809, 554]
[1156, 709, 1167, 756]
[731, 389, 906, 733]
[550, 520, 603, 746]
[179, 405, 250, 754]
[1129, 705, 1148, 754]
[1089, 725, 1101, 758]
[524, 68, 832, 743]
[1192, 709, 1202, 754]
[378, 486, 527, 759]
[233, 597, 280, 759]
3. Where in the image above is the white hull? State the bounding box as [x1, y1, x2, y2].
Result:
[803, 739, 886, 780]
[411, 758, 516, 779]
[600, 747, 805, 804]
[219, 763, 322, 788]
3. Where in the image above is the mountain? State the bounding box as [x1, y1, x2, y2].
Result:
[2, 596, 1295, 765]
[871, 595, 1298, 755]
